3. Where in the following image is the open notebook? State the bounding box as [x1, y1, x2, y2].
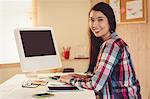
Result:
[47, 76, 80, 92]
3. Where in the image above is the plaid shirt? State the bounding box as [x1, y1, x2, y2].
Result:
[70, 32, 141, 99]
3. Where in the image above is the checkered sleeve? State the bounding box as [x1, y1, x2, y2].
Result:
[91, 41, 120, 91]
[69, 41, 121, 91]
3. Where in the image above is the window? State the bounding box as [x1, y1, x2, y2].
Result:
[0, 0, 33, 63]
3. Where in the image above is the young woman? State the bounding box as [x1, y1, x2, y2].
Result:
[59, 2, 141, 99]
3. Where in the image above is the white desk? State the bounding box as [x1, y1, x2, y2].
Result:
[0, 74, 96, 99]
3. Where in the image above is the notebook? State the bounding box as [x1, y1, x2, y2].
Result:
[47, 78, 79, 92]
[48, 84, 79, 91]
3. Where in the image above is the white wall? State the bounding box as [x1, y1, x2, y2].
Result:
[36, 0, 91, 58]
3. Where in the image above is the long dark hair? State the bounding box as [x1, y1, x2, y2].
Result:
[86, 30, 103, 73]
[86, 2, 116, 73]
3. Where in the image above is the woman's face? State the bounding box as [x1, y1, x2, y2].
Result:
[89, 10, 111, 40]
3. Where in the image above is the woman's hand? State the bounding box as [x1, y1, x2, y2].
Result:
[59, 74, 91, 84]
[68, 74, 90, 81]
[59, 75, 73, 84]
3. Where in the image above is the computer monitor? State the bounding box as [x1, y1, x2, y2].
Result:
[14, 27, 62, 75]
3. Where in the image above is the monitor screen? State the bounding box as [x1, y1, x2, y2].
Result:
[14, 27, 62, 72]
[20, 30, 56, 57]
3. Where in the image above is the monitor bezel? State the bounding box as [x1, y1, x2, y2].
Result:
[14, 27, 62, 72]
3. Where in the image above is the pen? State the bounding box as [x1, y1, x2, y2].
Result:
[49, 76, 60, 80]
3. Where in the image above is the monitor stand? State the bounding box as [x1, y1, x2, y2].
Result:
[25, 71, 38, 79]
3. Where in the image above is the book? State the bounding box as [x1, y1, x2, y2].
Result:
[47, 81, 79, 92]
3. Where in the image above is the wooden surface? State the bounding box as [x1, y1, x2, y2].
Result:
[0, 63, 20, 68]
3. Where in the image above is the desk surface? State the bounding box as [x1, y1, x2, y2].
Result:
[0, 73, 96, 99]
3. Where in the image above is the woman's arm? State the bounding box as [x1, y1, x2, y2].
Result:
[91, 41, 121, 91]
[60, 41, 121, 91]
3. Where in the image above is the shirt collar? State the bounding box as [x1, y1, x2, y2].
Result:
[110, 32, 117, 38]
